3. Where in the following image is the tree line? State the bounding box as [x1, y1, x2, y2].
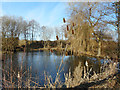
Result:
[0, 2, 119, 59]
[1, 16, 40, 51]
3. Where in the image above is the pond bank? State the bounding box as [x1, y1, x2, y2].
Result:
[1, 49, 120, 88]
[32, 48, 119, 61]
[2, 47, 119, 62]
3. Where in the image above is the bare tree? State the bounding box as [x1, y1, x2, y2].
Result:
[65, 2, 115, 56]
[1, 16, 24, 51]
[22, 20, 29, 48]
[1, 16, 40, 51]
[113, 1, 120, 59]
[41, 26, 51, 48]
[29, 20, 40, 43]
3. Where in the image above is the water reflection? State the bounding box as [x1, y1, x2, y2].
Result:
[2, 51, 110, 86]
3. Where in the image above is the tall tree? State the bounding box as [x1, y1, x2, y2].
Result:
[29, 20, 40, 43]
[1, 16, 24, 38]
[1, 16, 24, 51]
[41, 26, 51, 48]
[65, 2, 115, 56]
[113, 1, 120, 59]
[22, 20, 29, 47]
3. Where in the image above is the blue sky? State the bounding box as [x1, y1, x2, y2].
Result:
[1, 2, 117, 41]
[2, 2, 68, 40]
[2, 2, 68, 26]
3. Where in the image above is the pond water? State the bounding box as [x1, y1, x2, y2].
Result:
[2, 50, 119, 87]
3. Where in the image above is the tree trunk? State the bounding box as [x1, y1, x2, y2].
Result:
[118, 19, 120, 59]
[32, 30, 33, 44]
[44, 41, 46, 48]
[71, 44, 72, 55]
[97, 40, 101, 56]
[117, 4, 120, 59]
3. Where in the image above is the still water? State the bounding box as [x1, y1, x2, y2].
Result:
[2, 50, 112, 86]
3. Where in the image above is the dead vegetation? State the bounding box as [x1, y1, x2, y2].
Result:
[0, 51, 120, 89]
[0, 1, 120, 89]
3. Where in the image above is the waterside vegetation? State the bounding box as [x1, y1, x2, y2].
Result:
[0, 1, 120, 89]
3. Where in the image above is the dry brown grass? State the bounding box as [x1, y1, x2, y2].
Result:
[1, 44, 119, 88]
[64, 60, 119, 88]
[1, 55, 119, 88]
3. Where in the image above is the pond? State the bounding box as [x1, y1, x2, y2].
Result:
[2, 50, 120, 87]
